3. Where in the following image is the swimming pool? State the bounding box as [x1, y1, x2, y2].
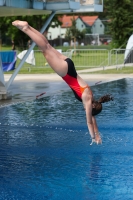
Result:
[0, 78, 133, 200]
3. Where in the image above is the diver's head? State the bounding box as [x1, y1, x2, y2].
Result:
[92, 94, 113, 116]
[92, 101, 102, 116]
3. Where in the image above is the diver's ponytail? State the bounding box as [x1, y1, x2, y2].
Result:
[98, 94, 113, 104]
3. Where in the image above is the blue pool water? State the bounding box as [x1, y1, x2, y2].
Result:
[0, 78, 133, 200]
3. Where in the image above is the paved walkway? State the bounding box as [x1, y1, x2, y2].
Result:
[4, 73, 133, 82]
[77, 63, 133, 73]
[0, 73, 133, 107]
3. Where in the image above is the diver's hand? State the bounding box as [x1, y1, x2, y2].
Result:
[95, 132, 102, 144]
[90, 138, 96, 145]
[90, 133, 102, 145]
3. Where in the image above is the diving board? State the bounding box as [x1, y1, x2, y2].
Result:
[0, 0, 103, 17]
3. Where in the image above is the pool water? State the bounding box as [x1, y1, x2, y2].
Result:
[0, 78, 133, 200]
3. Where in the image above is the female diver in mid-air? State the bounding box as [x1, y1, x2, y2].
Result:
[12, 20, 113, 145]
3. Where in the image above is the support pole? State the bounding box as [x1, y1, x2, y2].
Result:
[6, 11, 56, 90]
[0, 55, 5, 87]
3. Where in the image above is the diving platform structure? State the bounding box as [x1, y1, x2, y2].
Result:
[0, 0, 103, 99]
[0, 0, 103, 16]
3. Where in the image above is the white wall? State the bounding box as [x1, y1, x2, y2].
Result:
[47, 18, 86, 39]
[47, 26, 66, 40]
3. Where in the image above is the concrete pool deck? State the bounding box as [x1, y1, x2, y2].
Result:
[0, 73, 133, 107]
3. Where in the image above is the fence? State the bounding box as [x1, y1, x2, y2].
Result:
[68, 49, 109, 68]
[68, 48, 133, 69]
[2, 48, 133, 72]
[109, 49, 133, 67]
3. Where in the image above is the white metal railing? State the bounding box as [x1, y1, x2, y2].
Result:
[68, 49, 109, 68]
[110, 49, 133, 68]
[1, 48, 133, 71]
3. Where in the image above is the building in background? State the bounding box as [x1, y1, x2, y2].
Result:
[47, 15, 105, 40]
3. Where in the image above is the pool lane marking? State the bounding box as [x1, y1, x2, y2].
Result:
[36, 92, 46, 99]
[95, 81, 102, 85]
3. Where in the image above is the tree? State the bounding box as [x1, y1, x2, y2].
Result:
[0, 15, 62, 49]
[90, 0, 133, 48]
[103, 0, 133, 48]
[65, 17, 85, 46]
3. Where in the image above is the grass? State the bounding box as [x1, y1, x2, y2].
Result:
[4, 66, 55, 74]
[4, 65, 86, 74]
[4, 65, 133, 75]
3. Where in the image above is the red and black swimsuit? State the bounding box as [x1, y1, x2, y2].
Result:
[62, 58, 89, 102]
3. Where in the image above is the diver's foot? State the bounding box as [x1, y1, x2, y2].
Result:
[12, 20, 29, 31]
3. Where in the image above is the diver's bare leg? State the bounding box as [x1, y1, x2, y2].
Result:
[12, 20, 67, 77]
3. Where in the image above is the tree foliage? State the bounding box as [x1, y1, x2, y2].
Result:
[87, 0, 133, 48]
[0, 15, 61, 48]
[65, 17, 85, 44]
[1, 1, 133, 49]
[103, 0, 133, 48]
